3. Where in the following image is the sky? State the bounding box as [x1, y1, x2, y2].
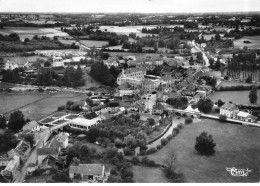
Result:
[0, 0, 259, 13]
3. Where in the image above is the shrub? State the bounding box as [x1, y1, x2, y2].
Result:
[131, 156, 140, 165]
[161, 138, 168, 146]
[57, 105, 66, 111]
[219, 115, 227, 122]
[177, 123, 184, 129]
[123, 147, 134, 156]
[185, 117, 193, 124]
[215, 108, 220, 113]
[156, 144, 162, 150]
[146, 147, 157, 154]
[147, 160, 156, 167]
[167, 134, 174, 140]
[172, 128, 179, 135]
[141, 157, 149, 165]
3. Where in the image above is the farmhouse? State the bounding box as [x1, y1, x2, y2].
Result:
[69, 164, 107, 182]
[220, 102, 237, 118]
[37, 148, 59, 166]
[117, 67, 147, 86]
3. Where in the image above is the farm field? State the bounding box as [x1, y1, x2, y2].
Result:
[80, 40, 108, 47]
[0, 27, 69, 40]
[133, 166, 169, 183]
[147, 119, 260, 182]
[208, 90, 260, 105]
[58, 39, 77, 45]
[108, 52, 176, 60]
[0, 92, 86, 121]
[234, 36, 260, 49]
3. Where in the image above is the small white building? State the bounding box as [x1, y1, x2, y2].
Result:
[69, 117, 101, 130]
[69, 164, 107, 182]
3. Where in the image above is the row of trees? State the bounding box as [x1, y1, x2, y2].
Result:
[89, 61, 117, 86]
[32, 65, 85, 87]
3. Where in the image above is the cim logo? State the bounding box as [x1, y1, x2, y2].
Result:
[226, 167, 252, 177]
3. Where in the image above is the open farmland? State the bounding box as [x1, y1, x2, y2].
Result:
[147, 119, 260, 182]
[234, 36, 260, 49]
[0, 27, 69, 40]
[108, 52, 176, 60]
[58, 39, 77, 45]
[0, 92, 86, 121]
[208, 90, 260, 105]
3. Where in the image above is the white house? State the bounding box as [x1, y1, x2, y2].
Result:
[220, 102, 236, 118]
[117, 67, 147, 86]
[1, 155, 20, 180]
[37, 148, 59, 166]
[69, 164, 107, 182]
[68, 117, 102, 130]
[22, 120, 40, 132]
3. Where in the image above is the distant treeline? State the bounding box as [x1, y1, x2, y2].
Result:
[218, 85, 260, 91]
[0, 33, 78, 53]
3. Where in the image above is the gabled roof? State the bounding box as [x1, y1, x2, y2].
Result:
[37, 148, 59, 156]
[22, 120, 39, 131]
[221, 102, 236, 110]
[153, 103, 163, 110]
[69, 164, 104, 175]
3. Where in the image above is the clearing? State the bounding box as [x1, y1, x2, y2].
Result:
[146, 118, 260, 182]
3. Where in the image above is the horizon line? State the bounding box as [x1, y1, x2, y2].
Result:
[0, 11, 260, 15]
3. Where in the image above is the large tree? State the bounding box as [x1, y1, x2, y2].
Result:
[8, 110, 26, 131]
[197, 98, 214, 113]
[195, 132, 216, 156]
[249, 86, 258, 104]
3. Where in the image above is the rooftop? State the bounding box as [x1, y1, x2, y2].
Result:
[69, 164, 104, 175]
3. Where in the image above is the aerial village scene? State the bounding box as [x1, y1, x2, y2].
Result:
[0, 0, 259, 183]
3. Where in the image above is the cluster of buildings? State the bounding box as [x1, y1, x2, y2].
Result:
[220, 102, 257, 123]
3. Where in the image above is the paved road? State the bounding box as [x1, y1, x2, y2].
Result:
[192, 40, 210, 67]
[14, 140, 44, 183]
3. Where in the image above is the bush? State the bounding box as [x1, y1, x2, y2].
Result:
[131, 156, 140, 165]
[141, 156, 149, 164]
[156, 144, 162, 150]
[167, 134, 174, 140]
[57, 105, 66, 111]
[215, 108, 220, 113]
[177, 123, 184, 129]
[147, 160, 156, 167]
[123, 147, 134, 156]
[185, 117, 193, 124]
[219, 115, 227, 122]
[172, 128, 179, 135]
[146, 147, 157, 154]
[161, 138, 168, 146]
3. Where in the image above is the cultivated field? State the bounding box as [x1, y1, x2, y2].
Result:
[80, 40, 108, 47]
[147, 119, 260, 182]
[133, 166, 169, 183]
[234, 36, 260, 49]
[58, 39, 77, 45]
[108, 52, 176, 60]
[0, 92, 86, 121]
[208, 90, 260, 105]
[0, 27, 69, 40]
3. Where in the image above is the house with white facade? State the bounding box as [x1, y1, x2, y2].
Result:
[117, 67, 147, 87]
[220, 102, 237, 118]
[69, 164, 108, 182]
